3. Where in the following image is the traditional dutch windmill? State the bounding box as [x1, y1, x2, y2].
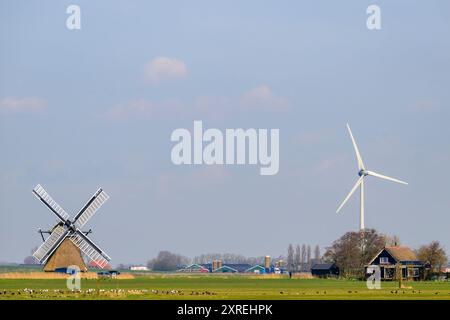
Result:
[32, 184, 111, 272]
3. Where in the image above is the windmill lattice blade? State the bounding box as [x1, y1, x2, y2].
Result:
[33, 225, 69, 263]
[336, 176, 365, 213]
[366, 170, 408, 185]
[346, 124, 365, 170]
[73, 188, 109, 229]
[33, 184, 70, 222]
[71, 230, 111, 269]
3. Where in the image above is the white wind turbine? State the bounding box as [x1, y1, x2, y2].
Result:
[336, 124, 408, 230]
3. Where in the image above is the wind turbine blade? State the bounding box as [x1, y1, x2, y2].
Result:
[346, 124, 365, 170]
[366, 170, 408, 185]
[336, 176, 365, 213]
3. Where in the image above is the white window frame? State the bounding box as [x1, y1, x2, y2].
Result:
[379, 257, 389, 264]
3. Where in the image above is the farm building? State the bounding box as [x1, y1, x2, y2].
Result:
[311, 263, 339, 278]
[245, 265, 266, 274]
[212, 265, 239, 273]
[177, 264, 209, 273]
[366, 246, 425, 280]
[201, 263, 253, 273]
[130, 266, 149, 271]
[178, 263, 272, 274]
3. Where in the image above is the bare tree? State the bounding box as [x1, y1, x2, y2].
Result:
[301, 244, 306, 272]
[416, 241, 448, 274]
[306, 245, 311, 271]
[23, 247, 38, 265]
[287, 244, 294, 272]
[384, 234, 401, 246]
[23, 256, 37, 265]
[314, 245, 321, 263]
[323, 229, 385, 278]
[294, 245, 301, 272]
[147, 251, 190, 271]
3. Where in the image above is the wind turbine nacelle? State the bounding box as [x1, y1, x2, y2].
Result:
[358, 170, 368, 177]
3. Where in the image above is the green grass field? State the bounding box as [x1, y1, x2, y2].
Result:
[1, 274, 450, 300]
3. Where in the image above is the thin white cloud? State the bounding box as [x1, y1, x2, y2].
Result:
[0, 96, 47, 113]
[107, 98, 184, 120]
[410, 100, 440, 113]
[144, 57, 187, 84]
[194, 85, 290, 117]
[107, 85, 289, 121]
[240, 85, 289, 109]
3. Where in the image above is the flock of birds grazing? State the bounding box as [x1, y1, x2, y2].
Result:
[0, 288, 449, 298]
[0, 288, 218, 298]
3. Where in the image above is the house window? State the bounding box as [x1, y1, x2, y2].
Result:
[413, 268, 419, 277]
[380, 257, 389, 264]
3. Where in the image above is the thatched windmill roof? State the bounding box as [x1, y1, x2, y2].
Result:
[43, 238, 88, 272]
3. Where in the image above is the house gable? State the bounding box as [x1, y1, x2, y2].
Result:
[369, 249, 398, 265]
[369, 246, 423, 266]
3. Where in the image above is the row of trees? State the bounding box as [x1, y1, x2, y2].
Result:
[192, 253, 265, 265]
[286, 244, 321, 272]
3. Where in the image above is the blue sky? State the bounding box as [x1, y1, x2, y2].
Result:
[1, 1, 449, 265]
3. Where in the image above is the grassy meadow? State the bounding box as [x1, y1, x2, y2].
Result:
[1, 272, 450, 300]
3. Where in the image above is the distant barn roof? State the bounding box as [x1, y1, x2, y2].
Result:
[213, 265, 238, 273]
[245, 265, 266, 272]
[178, 263, 208, 272]
[311, 263, 336, 270]
[201, 263, 252, 273]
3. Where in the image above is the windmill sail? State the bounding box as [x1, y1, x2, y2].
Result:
[73, 188, 109, 229]
[70, 230, 111, 269]
[33, 184, 70, 222]
[33, 225, 69, 263]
